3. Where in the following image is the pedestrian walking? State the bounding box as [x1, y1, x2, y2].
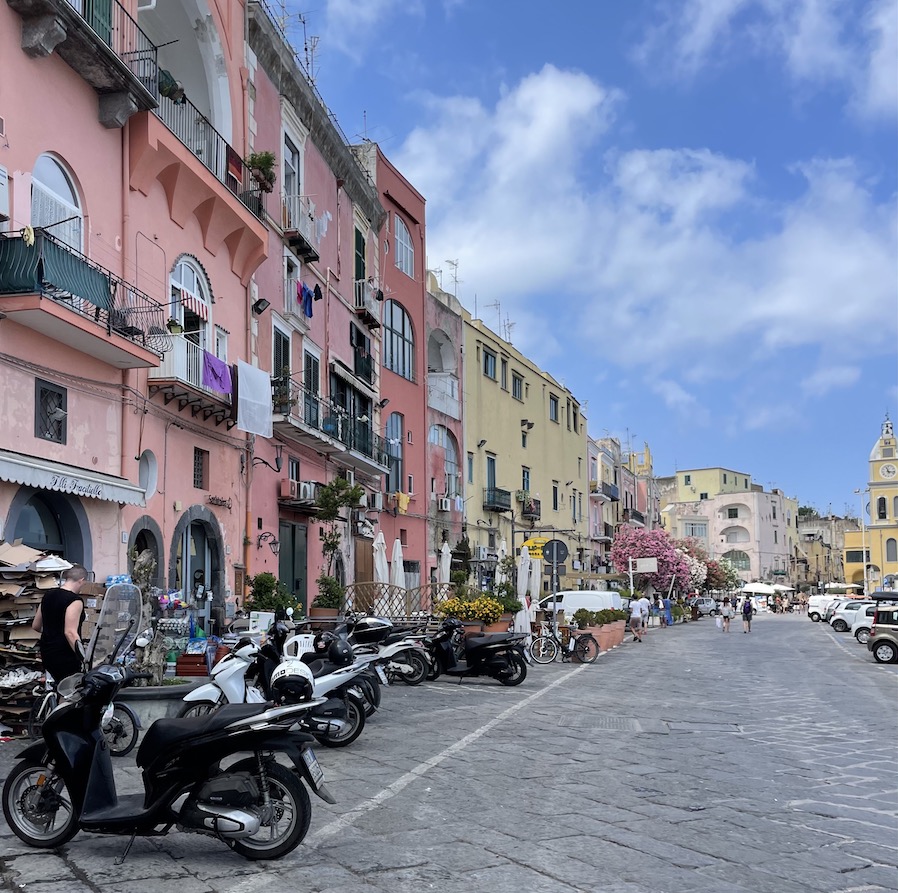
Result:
[32, 564, 88, 682]
[629, 597, 644, 642]
[742, 596, 754, 633]
[637, 593, 651, 636]
[721, 597, 734, 632]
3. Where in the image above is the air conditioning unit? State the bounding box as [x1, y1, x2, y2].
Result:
[279, 479, 298, 499]
[475, 545, 490, 561]
[372, 492, 384, 511]
[299, 481, 318, 501]
[438, 497, 452, 512]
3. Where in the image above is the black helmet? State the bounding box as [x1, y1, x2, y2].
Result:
[442, 618, 464, 633]
[327, 638, 354, 667]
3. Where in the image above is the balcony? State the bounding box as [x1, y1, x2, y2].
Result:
[8, 0, 158, 128]
[353, 279, 382, 330]
[0, 230, 169, 368]
[521, 497, 541, 521]
[628, 508, 646, 527]
[148, 336, 232, 424]
[280, 194, 320, 262]
[129, 102, 268, 284]
[601, 482, 620, 501]
[427, 372, 460, 419]
[271, 376, 389, 473]
[354, 348, 375, 386]
[483, 487, 512, 512]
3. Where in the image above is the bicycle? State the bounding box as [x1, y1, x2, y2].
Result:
[28, 674, 140, 757]
[528, 619, 599, 665]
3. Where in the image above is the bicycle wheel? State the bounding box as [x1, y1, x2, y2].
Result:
[529, 636, 558, 664]
[573, 634, 599, 664]
[27, 692, 57, 741]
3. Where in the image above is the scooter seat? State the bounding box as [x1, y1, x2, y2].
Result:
[465, 633, 520, 648]
[136, 703, 267, 767]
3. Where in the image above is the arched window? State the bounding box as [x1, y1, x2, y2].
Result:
[170, 257, 212, 350]
[722, 550, 751, 571]
[385, 412, 403, 493]
[13, 493, 65, 554]
[887, 538, 898, 563]
[429, 424, 460, 497]
[31, 154, 82, 251]
[877, 496, 887, 520]
[394, 215, 414, 277]
[383, 300, 414, 381]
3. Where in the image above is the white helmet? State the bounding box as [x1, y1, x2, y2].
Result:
[269, 659, 315, 703]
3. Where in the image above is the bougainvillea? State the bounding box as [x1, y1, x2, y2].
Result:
[610, 526, 692, 593]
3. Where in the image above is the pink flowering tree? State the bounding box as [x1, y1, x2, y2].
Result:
[611, 526, 692, 593]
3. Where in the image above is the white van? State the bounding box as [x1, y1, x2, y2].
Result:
[537, 590, 622, 617]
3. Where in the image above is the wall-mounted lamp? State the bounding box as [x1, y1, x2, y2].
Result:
[520, 419, 534, 430]
[565, 480, 573, 487]
[243, 443, 284, 474]
[252, 297, 271, 316]
[257, 531, 280, 555]
[377, 398, 390, 409]
[166, 318, 184, 335]
[477, 439, 487, 449]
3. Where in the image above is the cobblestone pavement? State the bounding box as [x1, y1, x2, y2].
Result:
[0, 612, 895, 893]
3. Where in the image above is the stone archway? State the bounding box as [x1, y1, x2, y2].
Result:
[168, 505, 225, 607]
[127, 515, 165, 589]
[6, 487, 92, 567]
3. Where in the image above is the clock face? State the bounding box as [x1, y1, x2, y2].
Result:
[881, 463, 898, 479]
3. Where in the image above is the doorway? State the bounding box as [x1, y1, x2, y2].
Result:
[278, 521, 308, 613]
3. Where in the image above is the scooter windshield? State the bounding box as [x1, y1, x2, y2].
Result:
[86, 583, 146, 668]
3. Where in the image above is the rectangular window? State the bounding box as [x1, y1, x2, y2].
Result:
[288, 457, 300, 482]
[354, 227, 366, 283]
[744, 478, 748, 487]
[273, 326, 290, 378]
[193, 447, 209, 489]
[500, 358, 508, 389]
[549, 394, 559, 422]
[728, 508, 738, 519]
[214, 327, 228, 361]
[512, 374, 523, 400]
[522, 467, 530, 491]
[700, 492, 708, 500]
[723, 473, 728, 483]
[521, 432, 527, 449]
[774, 530, 778, 544]
[846, 550, 868, 563]
[772, 505, 777, 519]
[684, 474, 691, 485]
[483, 350, 497, 379]
[571, 489, 577, 522]
[486, 455, 496, 490]
[573, 408, 579, 433]
[552, 481, 559, 511]
[566, 399, 571, 430]
[684, 522, 707, 538]
[35, 378, 67, 444]
[578, 492, 583, 521]
[467, 452, 474, 483]
[407, 474, 414, 494]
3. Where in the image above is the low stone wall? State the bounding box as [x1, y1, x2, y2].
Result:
[116, 680, 209, 727]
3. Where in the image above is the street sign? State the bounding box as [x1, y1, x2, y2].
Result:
[635, 557, 658, 573]
[542, 539, 569, 565]
[521, 536, 548, 560]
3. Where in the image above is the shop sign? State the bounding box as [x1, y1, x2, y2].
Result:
[48, 474, 103, 499]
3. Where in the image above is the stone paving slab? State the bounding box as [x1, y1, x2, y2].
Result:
[0, 613, 894, 892]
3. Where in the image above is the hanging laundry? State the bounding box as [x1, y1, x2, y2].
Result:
[313, 284, 323, 301]
[397, 493, 410, 515]
[201, 350, 233, 394]
[301, 282, 314, 317]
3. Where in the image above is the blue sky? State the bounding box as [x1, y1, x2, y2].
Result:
[282, 0, 897, 515]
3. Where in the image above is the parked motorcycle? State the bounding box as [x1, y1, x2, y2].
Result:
[345, 616, 430, 686]
[424, 618, 528, 686]
[4, 604, 334, 861]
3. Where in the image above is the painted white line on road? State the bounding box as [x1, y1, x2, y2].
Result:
[306, 660, 595, 846]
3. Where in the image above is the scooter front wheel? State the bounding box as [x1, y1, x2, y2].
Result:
[179, 700, 220, 718]
[226, 759, 311, 860]
[497, 651, 527, 687]
[2, 761, 78, 848]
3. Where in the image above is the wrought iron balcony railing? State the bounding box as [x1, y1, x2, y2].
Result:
[521, 497, 541, 520]
[152, 94, 263, 219]
[483, 487, 512, 512]
[601, 482, 620, 501]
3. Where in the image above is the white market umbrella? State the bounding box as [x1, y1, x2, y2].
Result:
[494, 539, 508, 586]
[437, 542, 452, 585]
[825, 582, 861, 590]
[390, 538, 406, 589]
[742, 582, 776, 595]
[373, 532, 390, 584]
[772, 584, 794, 592]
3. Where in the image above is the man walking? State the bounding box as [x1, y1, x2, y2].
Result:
[32, 564, 88, 681]
[742, 596, 754, 633]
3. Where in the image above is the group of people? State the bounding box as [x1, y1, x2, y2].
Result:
[717, 596, 755, 633]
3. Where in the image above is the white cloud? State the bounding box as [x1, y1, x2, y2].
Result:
[322, 0, 421, 59]
[801, 365, 862, 397]
[395, 65, 897, 391]
[635, 0, 896, 123]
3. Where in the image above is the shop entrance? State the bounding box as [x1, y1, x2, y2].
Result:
[278, 521, 308, 612]
[176, 520, 213, 633]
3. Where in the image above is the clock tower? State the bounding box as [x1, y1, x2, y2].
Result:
[845, 417, 898, 592]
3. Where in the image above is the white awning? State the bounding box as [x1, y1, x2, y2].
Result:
[0, 450, 146, 507]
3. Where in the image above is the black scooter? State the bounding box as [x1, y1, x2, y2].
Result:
[2, 663, 334, 861]
[425, 618, 528, 686]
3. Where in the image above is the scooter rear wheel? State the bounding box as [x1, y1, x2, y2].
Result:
[226, 759, 311, 860]
[392, 648, 428, 686]
[179, 700, 220, 718]
[314, 693, 366, 748]
[2, 761, 78, 848]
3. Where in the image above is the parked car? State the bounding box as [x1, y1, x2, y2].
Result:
[867, 602, 898, 664]
[692, 597, 719, 616]
[807, 594, 840, 622]
[850, 604, 878, 644]
[829, 601, 875, 632]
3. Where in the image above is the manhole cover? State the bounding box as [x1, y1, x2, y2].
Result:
[666, 721, 742, 732]
[561, 716, 642, 731]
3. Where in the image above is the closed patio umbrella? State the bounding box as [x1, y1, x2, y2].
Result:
[513, 546, 532, 642]
[494, 539, 508, 587]
[438, 542, 452, 585]
[390, 538, 406, 589]
[373, 532, 390, 584]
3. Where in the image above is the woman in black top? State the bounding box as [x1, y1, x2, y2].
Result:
[32, 564, 88, 681]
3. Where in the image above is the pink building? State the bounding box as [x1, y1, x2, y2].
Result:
[1, 0, 271, 629]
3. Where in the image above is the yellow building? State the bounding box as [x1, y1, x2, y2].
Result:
[844, 417, 898, 593]
[668, 467, 753, 502]
[462, 313, 588, 595]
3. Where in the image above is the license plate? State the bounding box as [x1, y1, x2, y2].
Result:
[375, 664, 388, 684]
[302, 747, 324, 786]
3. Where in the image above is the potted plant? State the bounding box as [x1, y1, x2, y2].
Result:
[437, 593, 504, 636]
[311, 476, 363, 617]
[246, 572, 296, 615]
[246, 150, 277, 193]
